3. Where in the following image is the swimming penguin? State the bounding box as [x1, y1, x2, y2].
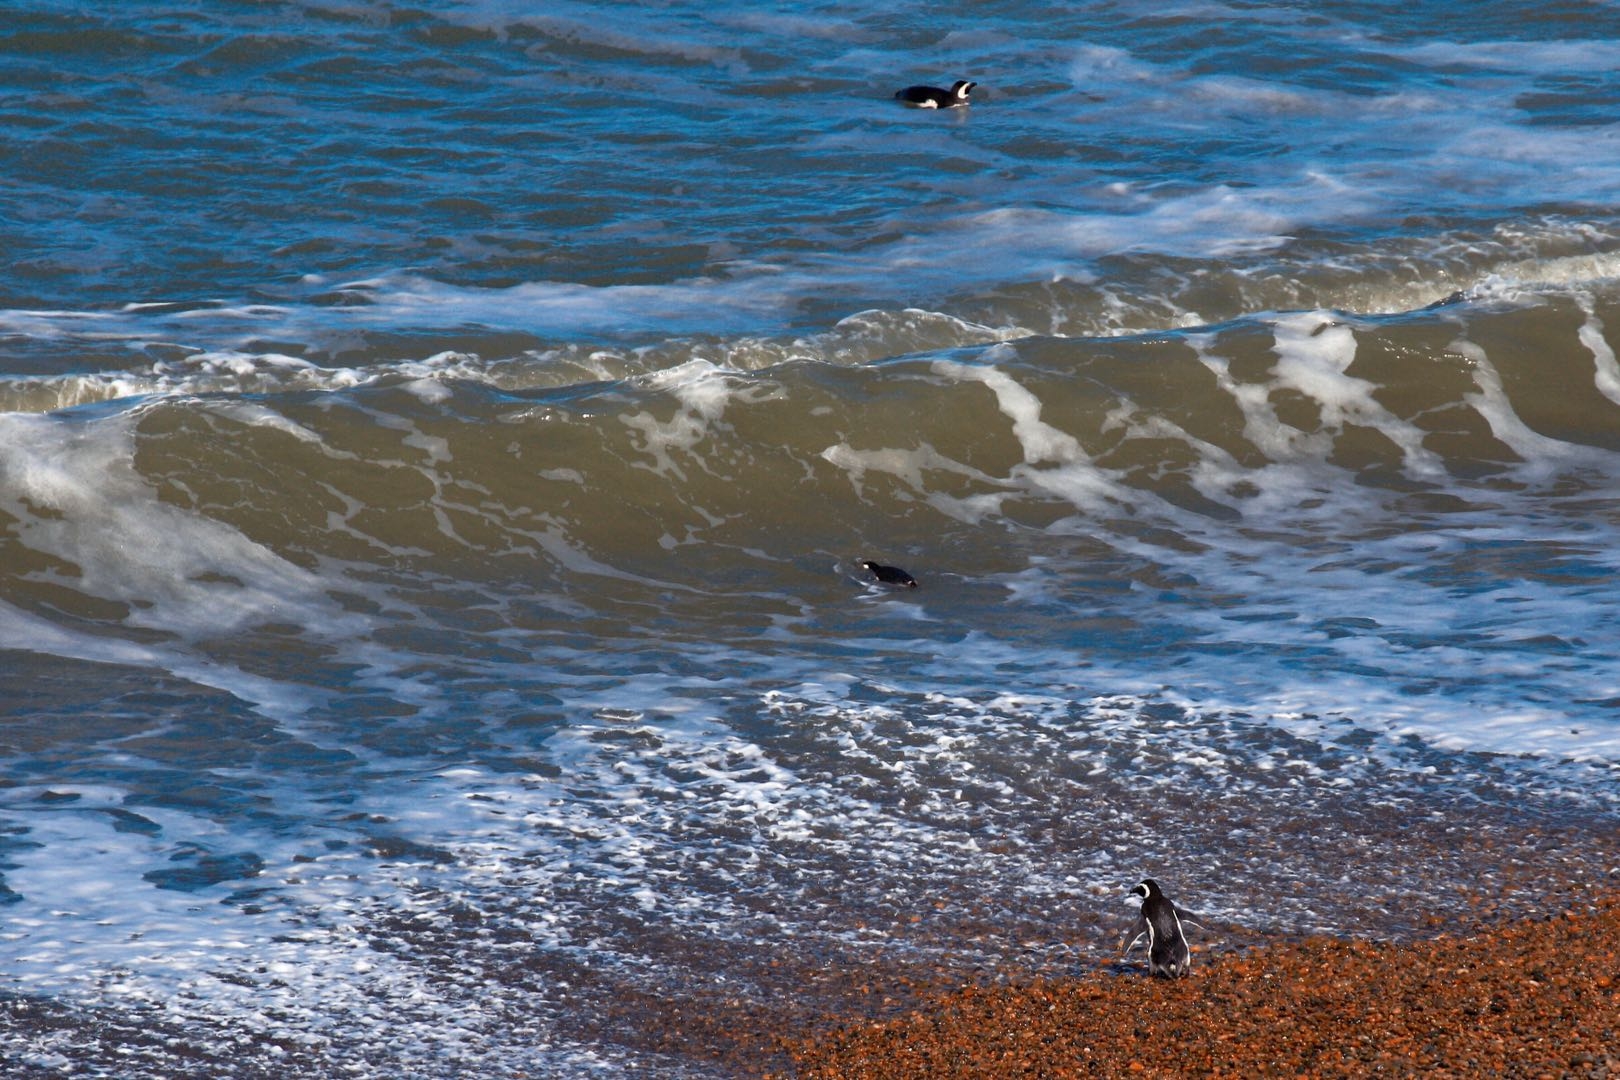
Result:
[1122, 878, 1197, 978]
[859, 559, 918, 589]
[894, 80, 977, 109]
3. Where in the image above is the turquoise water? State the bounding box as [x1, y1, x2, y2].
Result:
[3, 2, 1620, 1076]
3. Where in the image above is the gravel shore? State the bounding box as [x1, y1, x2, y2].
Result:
[781, 895, 1620, 1078]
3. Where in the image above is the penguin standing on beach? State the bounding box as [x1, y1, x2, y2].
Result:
[894, 79, 977, 109]
[1122, 878, 1196, 978]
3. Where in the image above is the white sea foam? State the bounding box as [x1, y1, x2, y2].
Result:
[1256, 312, 1441, 476]
[1454, 338, 1596, 471]
[1398, 39, 1620, 73]
[0, 786, 632, 1075]
[932, 359, 1085, 465]
[0, 410, 430, 730]
[619, 359, 768, 480]
[709, 9, 878, 43]
[1577, 296, 1620, 407]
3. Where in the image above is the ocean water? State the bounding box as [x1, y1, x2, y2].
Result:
[3, 1, 1620, 1075]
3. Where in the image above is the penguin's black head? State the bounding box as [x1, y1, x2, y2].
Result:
[1129, 879, 1161, 901]
[951, 80, 977, 101]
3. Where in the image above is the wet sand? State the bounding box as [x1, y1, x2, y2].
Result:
[778, 895, 1620, 1078]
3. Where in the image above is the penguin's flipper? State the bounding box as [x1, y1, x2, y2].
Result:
[1173, 905, 1209, 934]
[1120, 915, 1148, 957]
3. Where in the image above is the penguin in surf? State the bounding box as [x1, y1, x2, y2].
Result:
[858, 559, 918, 589]
[894, 80, 977, 109]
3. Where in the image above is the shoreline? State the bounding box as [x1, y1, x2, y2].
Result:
[774, 895, 1620, 1078]
[589, 806, 1620, 1077]
[3, 886, 1616, 1077]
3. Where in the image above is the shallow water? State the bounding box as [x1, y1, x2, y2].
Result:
[3, 1, 1620, 1076]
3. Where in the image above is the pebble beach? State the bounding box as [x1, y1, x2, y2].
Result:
[780, 894, 1620, 1078]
